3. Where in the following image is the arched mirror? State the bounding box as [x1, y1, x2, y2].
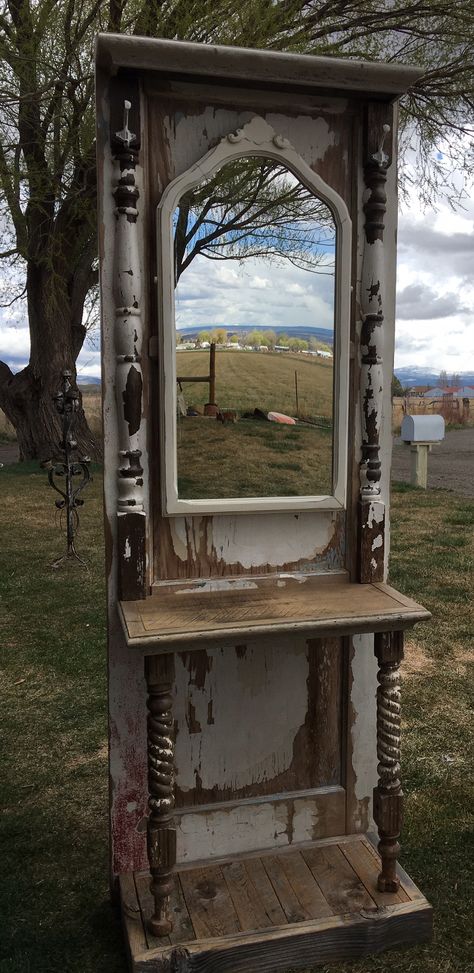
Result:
[157, 120, 350, 514]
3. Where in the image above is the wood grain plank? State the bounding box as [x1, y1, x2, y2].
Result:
[121, 578, 430, 647]
[307, 637, 342, 785]
[302, 845, 376, 913]
[119, 873, 150, 960]
[243, 858, 287, 926]
[262, 856, 307, 923]
[339, 839, 409, 906]
[180, 865, 241, 939]
[279, 852, 333, 919]
[132, 900, 433, 972]
[221, 860, 278, 930]
[135, 871, 194, 948]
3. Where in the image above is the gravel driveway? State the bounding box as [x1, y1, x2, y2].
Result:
[391, 428, 474, 498]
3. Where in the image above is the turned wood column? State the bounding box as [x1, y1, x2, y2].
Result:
[145, 654, 176, 936]
[373, 630, 403, 892]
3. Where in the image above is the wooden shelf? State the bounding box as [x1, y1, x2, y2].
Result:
[119, 575, 430, 650]
[120, 833, 432, 972]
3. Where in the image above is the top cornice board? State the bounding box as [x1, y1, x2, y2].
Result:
[95, 33, 424, 100]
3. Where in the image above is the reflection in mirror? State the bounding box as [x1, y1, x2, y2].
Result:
[172, 156, 336, 500]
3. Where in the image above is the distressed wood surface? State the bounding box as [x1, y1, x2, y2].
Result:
[358, 103, 394, 584]
[146, 655, 177, 936]
[120, 578, 430, 647]
[111, 83, 147, 600]
[96, 34, 424, 97]
[373, 631, 404, 892]
[122, 834, 432, 972]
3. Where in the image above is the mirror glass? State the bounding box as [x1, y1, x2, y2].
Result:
[172, 156, 336, 500]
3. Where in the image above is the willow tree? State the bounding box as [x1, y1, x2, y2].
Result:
[0, 0, 472, 459]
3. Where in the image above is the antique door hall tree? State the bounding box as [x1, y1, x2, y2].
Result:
[96, 34, 433, 972]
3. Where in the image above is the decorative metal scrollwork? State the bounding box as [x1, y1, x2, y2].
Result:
[48, 369, 91, 567]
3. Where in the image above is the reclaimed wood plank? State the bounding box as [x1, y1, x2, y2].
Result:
[302, 845, 375, 913]
[120, 578, 430, 648]
[243, 858, 287, 926]
[262, 856, 307, 923]
[340, 839, 409, 906]
[131, 900, 433, 972]
[221, 860, 277, 930]
[278, 852, 333, 919]
[180, 865, 241, 939]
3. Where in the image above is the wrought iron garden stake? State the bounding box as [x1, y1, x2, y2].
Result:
[48, 369, 91, 566]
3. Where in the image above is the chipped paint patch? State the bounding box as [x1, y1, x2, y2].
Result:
[174, 640, 308, 793]
[367, 500, 384, 529]
[350, 635, 377, 830]
[210, 512, 337, 569]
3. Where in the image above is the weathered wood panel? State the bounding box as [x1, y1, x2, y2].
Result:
[147, 94, 353, 583]
[175, 789, 345, 863]
[171, 637, 344, 807]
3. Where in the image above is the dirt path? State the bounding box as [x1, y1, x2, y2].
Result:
[391, 428, 474, 498]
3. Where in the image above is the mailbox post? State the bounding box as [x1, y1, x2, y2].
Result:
[401, 415, 445, 489]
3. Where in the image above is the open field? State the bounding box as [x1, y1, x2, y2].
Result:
[0, 464, 472, 973]
[176, 348, 334, 418]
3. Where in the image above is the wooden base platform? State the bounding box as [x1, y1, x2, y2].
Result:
[119, 835, 432, 972]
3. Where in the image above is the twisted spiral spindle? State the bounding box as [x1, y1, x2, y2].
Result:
[376, 666, 401, 792]
[146, 659, 176, 937]
[373, 632, 404, 893]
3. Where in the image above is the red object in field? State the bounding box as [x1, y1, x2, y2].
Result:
[267, 411, 296, 424]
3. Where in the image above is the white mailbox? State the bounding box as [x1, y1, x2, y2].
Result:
[401, 414, 445, 444]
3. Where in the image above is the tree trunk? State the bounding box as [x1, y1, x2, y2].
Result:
[0, 362, 99, 462]
[0, 264, 100, 462]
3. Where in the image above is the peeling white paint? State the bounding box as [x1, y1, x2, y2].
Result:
[209, 512, 336, 569]
[367, 501, 384, 528]
[372, 535, 383, 550]
[174, 639, 308, 792]
[350, 635, 377, 829]
[124, 537, 131, 560]
[175, 788, 344, 862]
[127, 801, 138, 813]
[175, 578, 258, 594]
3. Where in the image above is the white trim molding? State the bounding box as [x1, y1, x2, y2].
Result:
[156, 116, 351, 516]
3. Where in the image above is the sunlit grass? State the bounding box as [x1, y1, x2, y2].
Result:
[0, 465, 472, 973]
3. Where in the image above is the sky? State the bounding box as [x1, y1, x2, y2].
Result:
[0, 184, 473, 382]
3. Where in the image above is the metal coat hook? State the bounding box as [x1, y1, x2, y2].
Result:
[115, 99, 136, 147]
[372, 124, 391, 167]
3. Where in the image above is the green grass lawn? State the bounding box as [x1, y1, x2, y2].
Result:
[0, 465, 472, 972]
[177, 417, 333, 498]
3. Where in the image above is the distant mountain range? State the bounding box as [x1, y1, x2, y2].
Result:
[177, 324, 334, 346]
[77, 349, 474, 389]
[394, 366, 474, 387]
